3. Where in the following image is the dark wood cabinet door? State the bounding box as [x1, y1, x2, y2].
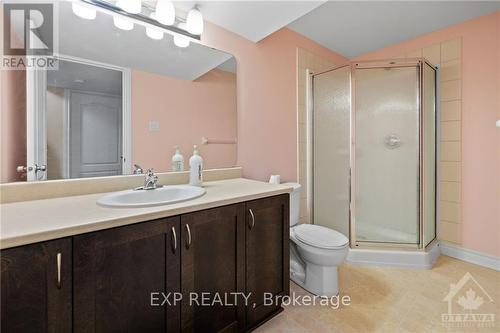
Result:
[73, 217, 180, 333]
[245, 194, 289, 329]
[181, 204, 245, 333]
[1, 238, 72, 333]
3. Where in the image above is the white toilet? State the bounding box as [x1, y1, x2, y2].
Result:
[284, 183, 349, 297]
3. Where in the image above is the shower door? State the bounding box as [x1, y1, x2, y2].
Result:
[312, 60, 436, 248]
[313, 66, 351, 236]
[353, 65, 420, 245]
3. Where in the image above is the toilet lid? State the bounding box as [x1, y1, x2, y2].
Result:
[294, 224, 349, 249]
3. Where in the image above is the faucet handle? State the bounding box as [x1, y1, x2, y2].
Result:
[133, 164, 143, 174]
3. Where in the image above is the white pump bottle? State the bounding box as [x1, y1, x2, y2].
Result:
[189, 145, 203, 186]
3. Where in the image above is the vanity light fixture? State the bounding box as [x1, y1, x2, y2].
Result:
[173, 23, 190, 48]
[80, 0, 200, 42]
[72, 2, 97, 20]
[116, 0, 142, 14]
[154, 0, 175, 26]
[186, 6, 203, 35]
[113, 15, 134, 30]
[146, 13, 164, 40]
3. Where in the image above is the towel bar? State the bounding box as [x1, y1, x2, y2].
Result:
[202, 137, 237, 145]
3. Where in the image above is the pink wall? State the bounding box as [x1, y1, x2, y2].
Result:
[353, 12, 500, 257]
[132, 68, 237, 171]
[200, 24, 348, 182]
[0, 68, 26, 183]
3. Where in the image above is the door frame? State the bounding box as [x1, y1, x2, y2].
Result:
[26, 53, 132, 179]
[26, 63, 47, 181]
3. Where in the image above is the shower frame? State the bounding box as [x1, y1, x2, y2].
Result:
[310, 58, 438, 251]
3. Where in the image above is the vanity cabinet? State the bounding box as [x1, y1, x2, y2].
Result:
[0, 194, 289, 333]
[73, 217, 181, 333]
[245, 195, 289, 330]
[181, 204, 246, 332]
[1, 238, 72, 333]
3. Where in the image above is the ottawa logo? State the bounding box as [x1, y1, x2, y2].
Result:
[442, 272, 496, 328]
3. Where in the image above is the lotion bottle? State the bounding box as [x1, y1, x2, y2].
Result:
[171, 146, 184, 172]
[189, 145, 203, 186]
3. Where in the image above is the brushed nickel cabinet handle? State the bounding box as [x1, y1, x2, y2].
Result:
[56, 253, 62, 289]
[249, 209, 255, 230]
[185, 224, 192, 249]
[171, 226, 177, 253]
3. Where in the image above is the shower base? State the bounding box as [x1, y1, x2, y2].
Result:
[346, 241, 440, 269]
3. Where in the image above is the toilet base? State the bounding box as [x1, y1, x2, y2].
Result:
[291, 262, 339, 297]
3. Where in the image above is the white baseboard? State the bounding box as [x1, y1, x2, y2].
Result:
[439, 242, 500, 271]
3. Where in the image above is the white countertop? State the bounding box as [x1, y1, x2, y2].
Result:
[0, 178, 292, 249]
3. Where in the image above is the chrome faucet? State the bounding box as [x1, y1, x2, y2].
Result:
[134, 168, 162, 191]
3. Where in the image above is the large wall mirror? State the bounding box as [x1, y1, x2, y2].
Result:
[1, 0, 237, 183]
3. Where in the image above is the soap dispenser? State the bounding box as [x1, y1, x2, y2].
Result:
[189, 145, 203, 186]
[171, 146, 184, 172]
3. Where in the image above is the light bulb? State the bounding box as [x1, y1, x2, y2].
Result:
[116, 0, 141, 14]
[155, 0, 175, 26]
[186, 7, 203, 35]
[146, 13, 163, 40]
[113, 15, 134, 30]
[173, 23, 189, 48]
[72, 2, 96, 20]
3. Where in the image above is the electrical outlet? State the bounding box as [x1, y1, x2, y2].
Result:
[149, 120, 160, 132]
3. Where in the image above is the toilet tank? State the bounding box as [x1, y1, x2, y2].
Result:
[281, 183, 301, 226]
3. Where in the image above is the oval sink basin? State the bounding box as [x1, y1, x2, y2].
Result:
[97, 185, 206, 208]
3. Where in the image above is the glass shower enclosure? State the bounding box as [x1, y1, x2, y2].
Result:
[312, 59, 436, 249]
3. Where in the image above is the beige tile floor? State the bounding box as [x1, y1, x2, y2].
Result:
[256, 256, 500, 333]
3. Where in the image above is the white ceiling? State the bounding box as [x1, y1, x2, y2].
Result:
[174, 1, 326, 42]
[287, 1, 500, 58]
[40, 1, 234, 80]
[47, 59, 123, 95]
[217, 57, 237, 73]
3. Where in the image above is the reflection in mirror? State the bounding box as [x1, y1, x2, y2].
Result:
[47, 59, 124, 180]
[0, 0, 237, 183]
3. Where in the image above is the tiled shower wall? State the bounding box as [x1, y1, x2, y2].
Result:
[401, 38, 463, 244]
[297, 38, 463, 245]
[296, 48, 337, 224]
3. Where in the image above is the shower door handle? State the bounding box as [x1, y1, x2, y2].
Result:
[384, 135, 401, 149]
[348, 168, 352, 208]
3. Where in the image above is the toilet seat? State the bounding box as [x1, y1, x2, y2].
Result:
[293, 224, 349, 249]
